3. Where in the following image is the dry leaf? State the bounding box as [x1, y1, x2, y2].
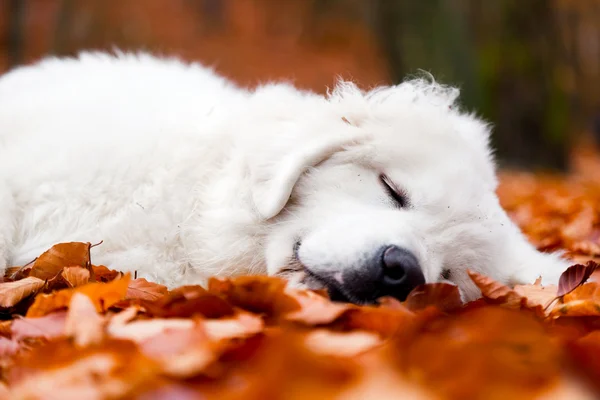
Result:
[404, 283, 463, 313]
[27, 273, 131, 317]
[29, 242, 91, 280]
[468, 270, 525, 307]
[285, 289, 350, 325]
[557, 262, 599, 297]
[0, 276, 45, 308]
[514, 282, 558, 309]
[65, 293, 105, 347]
[91, 265, 122, 282]
[61, 266, 91, 288]
[551, 283, 600, 317]
[126, 278, 168, 301]
[11, 312, 67, 341]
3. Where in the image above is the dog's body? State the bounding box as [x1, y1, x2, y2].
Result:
[0, 52, 567, 302]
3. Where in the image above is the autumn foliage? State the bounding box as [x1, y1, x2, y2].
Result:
[2, 150, 600, 398]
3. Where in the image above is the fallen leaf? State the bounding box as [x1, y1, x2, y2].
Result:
[557, 261, 599, 297]
[396, 306, 563, 399]
[203, 312, 264, 341]
[29, 242, 91, 280]
[62, 266, 91, 288]
[514, 281, 559, 309]
[305, 329, 382, 357]
[139, 323, 217, 378]
[108, 318, 194, 343]
[27, 273, 131, 317]
[404, 283, 463, 313]
[0, 276, 45, 308]
[468, 269, 525, 307]
[285, 289, 350, 325]
[551, 282, 600, 317]
[208, 276, 300, 318]
[7, 339, 158, 399]
[91, 264, 122, 282]
[126, 278, 168, 301]
[143, 285, 235, 318]
[65, 293, 105, 347]
[331, 305, 415, 338]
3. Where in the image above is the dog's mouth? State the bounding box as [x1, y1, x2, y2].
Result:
[284, 240, 373, 304]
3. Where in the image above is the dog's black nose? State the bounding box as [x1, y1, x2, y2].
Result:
[379, 245, 425, 300]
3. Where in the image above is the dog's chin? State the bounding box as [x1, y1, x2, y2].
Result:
[275, 264, 373, 305]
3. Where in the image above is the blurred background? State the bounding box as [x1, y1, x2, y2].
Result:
[0, 0, 599, 170]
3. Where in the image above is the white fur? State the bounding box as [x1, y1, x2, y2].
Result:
[0, 51, 568, 300]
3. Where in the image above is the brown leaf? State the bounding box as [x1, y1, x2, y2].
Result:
[61, 266, 91, 288]
[332, 305, 415, 338]
[284, 288, 350, 325]
[30, 242, 91, 280]
[91, 264, 122, 282]
[208, 276, 300, 318]
[3, 265, 32, 282]
[551, 282, 600, 317]
[514, 282, 559, 310]
[65, 293, 105, 347]
[0, 276, 45, 308]
[468, 270, 524, 307]
[143, 285, 235, 319]
[126, 278, 168, 301]
[27, 273, 131, 317]
[404, 283, 463, 313]
[557, 261, 599, 297]
[7, 338, 159, 399]
[395, 306, 563, 399]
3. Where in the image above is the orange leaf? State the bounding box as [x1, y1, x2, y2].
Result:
[551, 282, 600, 317]
[7, 338, 158, 399]
[26, 274, 131, 317]
[65, 293, 105, 347]
[404, 283, 463, 313]
[396, 306, 562, 399]
[61, 266, 91, 288]
[0, 277, 45, 308]
[143, 285, 235, 319]
[468, 270, 524, 307]
[557, 261, 599, 297]
[513, 281, 558, 309]
[284, 289, 350, 325]
[29, 242, 91, 280]
[91, 265, 122, 283]
[208, 276, 300, 318]
[126, 278, 168, 301]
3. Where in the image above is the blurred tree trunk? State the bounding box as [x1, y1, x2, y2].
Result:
[473, 1, 570, 171]
[373, 0, 570, 171]
[7, 0, 25, 67]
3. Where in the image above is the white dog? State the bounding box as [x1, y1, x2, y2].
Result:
[0, 52, 568, 302]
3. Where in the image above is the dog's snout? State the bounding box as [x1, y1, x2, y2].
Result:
[379, 245, 425, 300]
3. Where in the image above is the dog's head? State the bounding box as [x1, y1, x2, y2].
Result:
[245, 78, 568, 303]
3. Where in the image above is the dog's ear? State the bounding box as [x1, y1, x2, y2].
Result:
[250, 134, 359, 220]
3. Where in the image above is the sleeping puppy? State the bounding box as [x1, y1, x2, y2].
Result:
[0, 52, 568, 303]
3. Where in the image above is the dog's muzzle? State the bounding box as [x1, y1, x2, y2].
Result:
[296, 243, 425, 304]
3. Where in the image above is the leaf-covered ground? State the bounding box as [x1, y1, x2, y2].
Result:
[3, 147, 600, 399]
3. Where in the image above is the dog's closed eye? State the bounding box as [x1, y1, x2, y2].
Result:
[379, 174, 409, 208]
